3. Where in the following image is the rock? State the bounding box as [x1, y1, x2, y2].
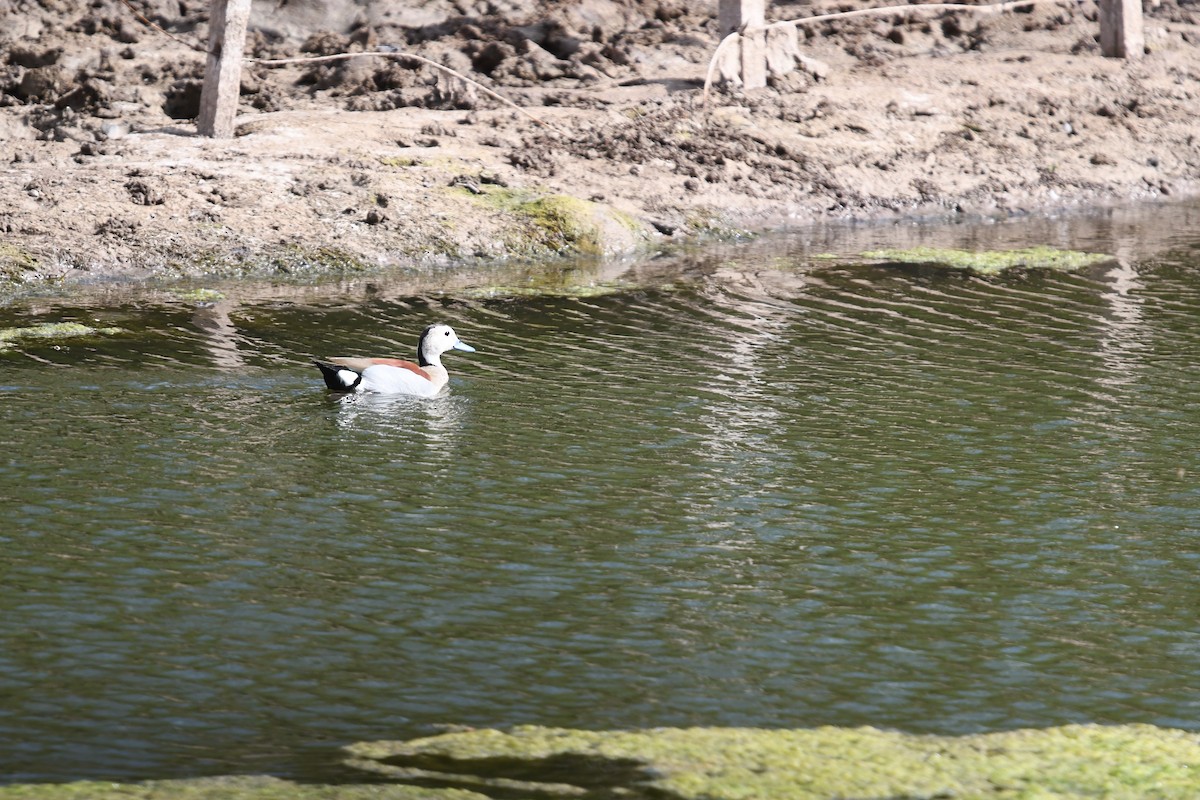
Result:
[17, 66, 64, 103]
[766, 23, 801, 78]
[797, 54, 830, 81]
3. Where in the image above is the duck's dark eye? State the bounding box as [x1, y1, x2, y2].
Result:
[444, 330, 451, 336]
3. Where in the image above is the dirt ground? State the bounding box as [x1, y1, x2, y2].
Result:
[2, 0, 1199, 288]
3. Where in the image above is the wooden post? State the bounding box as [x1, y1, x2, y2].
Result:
[1099, 0, 1144, 59]
[719, 0, 768, 89]
[197, 0, 252, 137]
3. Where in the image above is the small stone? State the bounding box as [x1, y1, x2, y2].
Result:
[125, 179, 164, 206]
[449, 176, 483, 194]
[100, 121, 131, 139]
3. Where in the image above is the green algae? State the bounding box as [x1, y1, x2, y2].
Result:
[513, 195, 605, 255]
[347, 724, 1200, 800]
[379, 155, 422, 168]
[477, 189, 607, 256]
[682, 207, 749, 241]
[0, 321, 123, 351]
[0, 243, 53, 302]
[0, 776, 485, 800]
[8, 725, 1200, 799]
[861, 246, 1112, 275]
[0, 243, 39, 280]
[461, 186, 652, 258]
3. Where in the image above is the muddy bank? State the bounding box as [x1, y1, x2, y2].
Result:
[2, 0, 1200, 292]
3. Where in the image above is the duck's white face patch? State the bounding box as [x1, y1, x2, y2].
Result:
[336, 368, 359, 387]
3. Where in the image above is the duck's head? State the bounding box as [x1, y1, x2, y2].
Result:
[418, 323, 476, 366]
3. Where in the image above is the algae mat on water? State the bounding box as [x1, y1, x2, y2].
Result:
[860, 246, 1112, 275]
[0, 322, 124, 351]
[10, 724, 1200, 799]
[345, 724, 1200, 798]
[0, 776, 481, 800]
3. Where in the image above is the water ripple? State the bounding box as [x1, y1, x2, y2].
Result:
[7, 215, 1200, 782]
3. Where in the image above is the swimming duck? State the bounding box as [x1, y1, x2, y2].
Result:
[313, 323, 475, 396]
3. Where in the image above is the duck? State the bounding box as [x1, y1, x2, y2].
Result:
[313, 323, 476, 396]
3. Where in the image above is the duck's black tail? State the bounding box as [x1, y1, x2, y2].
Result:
[313, 360, 362, 391]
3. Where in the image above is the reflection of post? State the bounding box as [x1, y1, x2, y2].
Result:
[193, 299, 246, 369]
[1095, 247, 1145, 395]
[198, 0, 252, 137]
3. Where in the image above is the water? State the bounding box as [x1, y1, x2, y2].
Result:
[5, 205, 1200, 783]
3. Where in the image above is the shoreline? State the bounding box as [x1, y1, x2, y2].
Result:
[5, 0, 1200, 299]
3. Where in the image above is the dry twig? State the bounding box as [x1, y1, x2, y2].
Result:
[248, 51, 565, 133]
[118, 0, 205, 52]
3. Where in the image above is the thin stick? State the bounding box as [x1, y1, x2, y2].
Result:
[703, 0, 1046, 99]
[249, 51, 565, 133]
[118, 0, 205, 52]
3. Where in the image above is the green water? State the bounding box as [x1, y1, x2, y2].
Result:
[5, 206, 1200, 784]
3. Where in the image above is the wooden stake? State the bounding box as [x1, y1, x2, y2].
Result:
[1099, 0, 1144, 59]
[719, 0, 768, 89]
[197, 0, 252, 137]
[719, 0, 766, 36]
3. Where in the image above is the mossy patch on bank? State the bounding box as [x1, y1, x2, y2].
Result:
[459, 186, 651, 258]
[861, 246, 1112, 275]
[0, 244, 55, 301]
[683, 207, 750, 241]
[513, 195, 605, 255]
[0, 243, 39, 281]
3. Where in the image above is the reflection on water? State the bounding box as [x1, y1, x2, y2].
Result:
[5, 204, 1200, 783]
[1094, 258, 1147, 390]
[191, 300, 248, 370]
[333, 392, 472, 461]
